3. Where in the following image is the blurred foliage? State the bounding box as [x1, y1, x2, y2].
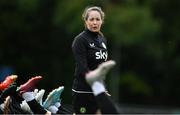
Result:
[0, 0, 180, 107]
[105, 4, 160, 45]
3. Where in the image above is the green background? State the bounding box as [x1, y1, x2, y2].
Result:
[0, 0, 180, 111]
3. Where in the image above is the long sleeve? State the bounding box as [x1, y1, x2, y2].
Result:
[72, 36, 89, 77]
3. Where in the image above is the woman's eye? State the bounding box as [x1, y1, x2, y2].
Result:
[89, 18, 94, 21]
[88, 18, 101, 21]
[96, 18, 100, 21]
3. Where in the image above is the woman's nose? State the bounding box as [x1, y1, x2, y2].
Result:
[93, 20, 97, 24]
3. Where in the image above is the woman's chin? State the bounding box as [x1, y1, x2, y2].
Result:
[91, 29, 99, 32]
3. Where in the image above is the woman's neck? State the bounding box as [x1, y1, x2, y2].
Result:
[85, 29, 99, 35]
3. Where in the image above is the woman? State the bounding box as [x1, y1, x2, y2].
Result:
[72, 6, 109, 114]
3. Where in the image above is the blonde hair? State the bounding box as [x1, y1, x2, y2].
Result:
[82, 6, 105, 22]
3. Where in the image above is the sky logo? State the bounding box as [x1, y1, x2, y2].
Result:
[95, 50, 108, 61]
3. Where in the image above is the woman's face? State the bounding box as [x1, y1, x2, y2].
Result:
[85, 10, 103, 32]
